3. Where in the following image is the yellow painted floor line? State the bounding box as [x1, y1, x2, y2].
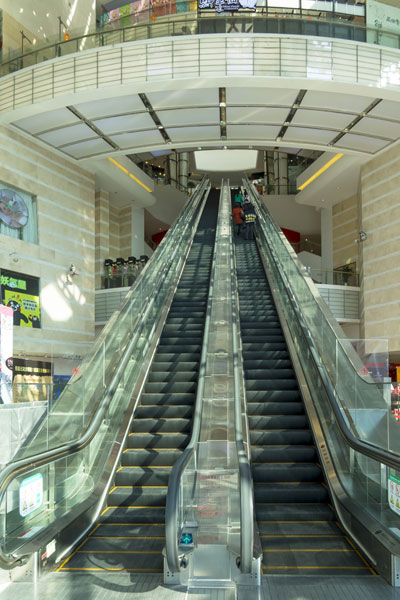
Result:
[258, 520, 331, 524]
[119, 466, 172, 469]
[91, 536, 164, 539]
[260, 534, 343, 538]
[61, 567, 162, 572]
[261, 566, 370, 571]
[103, 505, 165, 509]
[262, 549, 354, 553]
[344, 534, 376, 574]
[55, 536, 90, 571]
[97, 522, 164, 526]
[78, 550, 161, 554]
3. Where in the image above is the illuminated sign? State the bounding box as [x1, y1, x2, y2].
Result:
[198, 0, 256, 11]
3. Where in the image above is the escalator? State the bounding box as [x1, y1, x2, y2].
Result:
[234, 236, 372, 575]
[58, 191, 219, 573]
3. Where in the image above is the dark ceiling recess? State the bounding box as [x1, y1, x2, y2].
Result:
[275, 89, 307, 142]
[219, 87, 227, 140]
[138, 93, 172, 144]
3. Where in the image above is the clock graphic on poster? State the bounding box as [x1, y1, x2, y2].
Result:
[0, 189, 29, 229]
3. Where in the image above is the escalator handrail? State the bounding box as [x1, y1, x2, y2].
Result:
[165, 184, 220, 573]
[0, 179, 210, 570]
[245, 180, 400, 472]
[229, 181, 255, 574]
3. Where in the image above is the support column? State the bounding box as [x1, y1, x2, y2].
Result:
[274, 151, 289, 194]
[95, 190, 110, 289]
[264, 151, 275, 194]
[179, 151, 189, 194]
[131, 206, 145, 258]
[321, 206, 333, 284]
[169, 152, 178, 190]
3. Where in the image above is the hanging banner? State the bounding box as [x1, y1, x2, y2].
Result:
[198, 0, 257, 12]
[0, 304, 13, 404]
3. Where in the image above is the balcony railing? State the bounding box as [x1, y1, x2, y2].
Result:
[1, 12, 400, 77]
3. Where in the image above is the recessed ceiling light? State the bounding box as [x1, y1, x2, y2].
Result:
[33, 10, 37, 16]
[219, 102, 226, 107]
[19, 7, 23, 13]
[158, 125, 164, 129]
[46, 12, 50, 17]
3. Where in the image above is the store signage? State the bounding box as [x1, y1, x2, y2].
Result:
[388, 474, 400, 516]
[198, 0, 257, 11]
[19, 473, 43, 517]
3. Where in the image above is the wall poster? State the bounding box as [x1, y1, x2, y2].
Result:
[0, 304, 13, 404]
[0, 269, 41, 328]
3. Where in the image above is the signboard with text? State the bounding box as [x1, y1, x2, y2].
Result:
[198, 0, 256, 11]
[19, 473, 43, 517]
[0, 269, 41, 328]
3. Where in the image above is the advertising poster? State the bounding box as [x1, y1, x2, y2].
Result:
[0, 269, 41, 328]
[388, 473, 400, 516]
[13, 358, 52, 403]
[19, 473, 43, 517]
[0, 304, 13, 404]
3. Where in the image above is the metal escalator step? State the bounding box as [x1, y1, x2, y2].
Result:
[241, 335, 285, 344]
[81, 536, 165, 552]
[134, 405, 193, 419]
[108, 486, 168, 506]
[162, 324, 204, 332]
[159, 335, 203, 344]
[242, 342, 288, 351]
[143, 381, 197, 394]
[93, 523, 164, 537]
[247, 402, 305, 416]
[152, 353, 200, 362]
[147, 371, 199, 383]
[127, 432, 189, 448]
[62, 550, 163, 572]
[261, 549, 369, 573]
[150, 361, 199, 372]
[122, 448, 183, 466]
[164, 318, 204, 325]
[139, 393, 195, 405]
[115, 466, 172, 486]
[244, 369, 296, 380]
[131, 417, 191, 432]
[245, 379, 299, 391]
[254, 482, 329, 503]
[252, 462, 323, 482]
[258, 521, 341, 536]
[101, 506, 165, 524]
[255, 503, 334, 522]
[154, 344, 202, 353]
[246, 390, 301, 402]
[251, 445, 317, 463]
[243, 359, 292, 369]
[250, 430, 313, 445]
[248, 415, 308, 429]
[244, 351, 290, 361]
[241, 329, 283, 338]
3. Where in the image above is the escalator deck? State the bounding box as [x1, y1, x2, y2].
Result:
[58, 192, 219, 573]
[234, 236, 372, 576]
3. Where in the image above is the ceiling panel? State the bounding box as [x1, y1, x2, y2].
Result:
[158, 107, 219, 127]
[283, 126, 335, 144]
[227, 106, 289, 124]
[62, 138, 113, 159]
[39, 123, 98, 146]
[226, 88, 297, 106]
[368, 100, 400, 121]
[148, 88, 218, 109]
[74, 95, 145, 119]
[337, 133, 391, 153]
[93, 113, 154, 134]
[227, 124, 281, 139]
[351, 117, 400, 139]
[109, 129, 165, 148]
[168, 126, 220, 142]
[302, 90, 370, 113]
[14, 108, 80, 134]
[291, 109, 353, 130]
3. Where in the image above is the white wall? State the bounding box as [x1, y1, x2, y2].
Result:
[261, 194, 321, 235]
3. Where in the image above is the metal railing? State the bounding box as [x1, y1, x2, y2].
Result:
[1, 12, 400, 78]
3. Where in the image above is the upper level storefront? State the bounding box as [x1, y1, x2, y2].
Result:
[0, 0, 400, 77]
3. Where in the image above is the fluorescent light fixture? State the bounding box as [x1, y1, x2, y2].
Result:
[297, 153, 344, 191]
[194, 149, 257, 172]
[108, 157, 152, 192]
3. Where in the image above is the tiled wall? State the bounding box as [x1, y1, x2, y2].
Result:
[0, 125, 96, 359]
[360, 144, 400, 354]
[332, 194, 359, 270]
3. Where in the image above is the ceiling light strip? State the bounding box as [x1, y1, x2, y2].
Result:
[108, 157, 152, 192]
[297, 153, 344, 191]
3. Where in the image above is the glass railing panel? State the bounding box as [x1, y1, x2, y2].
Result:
[258, 237, 400, 550]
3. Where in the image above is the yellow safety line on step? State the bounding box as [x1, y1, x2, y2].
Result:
[61, 567, 163, 572]
[344, 534, 377, 574]
[56, 536, 90, 571]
